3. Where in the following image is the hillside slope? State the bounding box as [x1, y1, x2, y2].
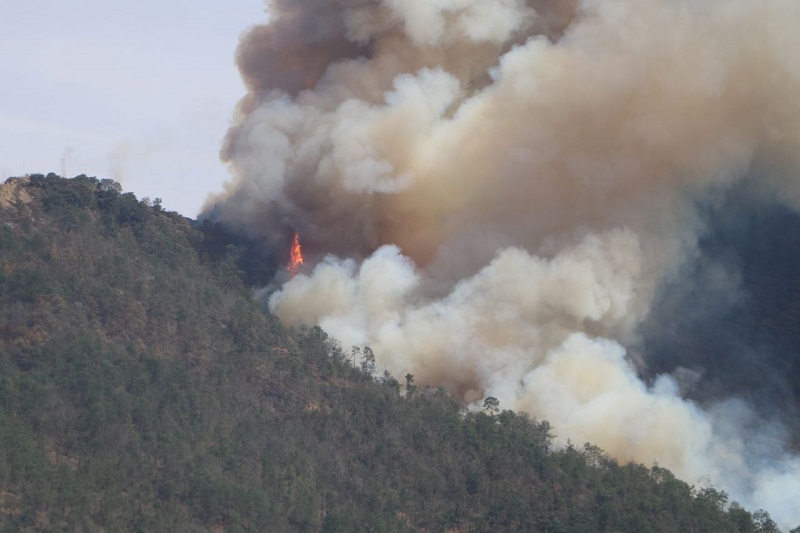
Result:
[0, 174, 779, 531]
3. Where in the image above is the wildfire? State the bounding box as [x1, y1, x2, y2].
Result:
[287, 233, 304, 274]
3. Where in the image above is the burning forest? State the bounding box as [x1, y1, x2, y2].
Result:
[287, 232, 304, 274]
[202, 0, 800, 526]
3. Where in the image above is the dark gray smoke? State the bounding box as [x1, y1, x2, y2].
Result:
[640, 182, 800, 439]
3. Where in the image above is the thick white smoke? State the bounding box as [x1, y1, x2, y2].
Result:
[207, 0, 800, 526]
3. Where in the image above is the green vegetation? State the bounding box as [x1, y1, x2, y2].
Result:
[0, 174, 786, 531]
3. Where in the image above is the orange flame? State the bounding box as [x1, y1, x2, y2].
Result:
[288, 233, 304, 274]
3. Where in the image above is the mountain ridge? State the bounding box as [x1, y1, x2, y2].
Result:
[0, 173, 785, 531]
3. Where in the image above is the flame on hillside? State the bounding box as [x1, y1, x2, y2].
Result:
[287, 233, 304, 274]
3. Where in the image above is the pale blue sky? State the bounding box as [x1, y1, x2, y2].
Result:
[0, 1, 266, 217]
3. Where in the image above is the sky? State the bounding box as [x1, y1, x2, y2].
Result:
[0, 0, 266, 217]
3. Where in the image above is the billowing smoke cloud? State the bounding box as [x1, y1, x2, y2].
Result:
[204, 0, 800, 526]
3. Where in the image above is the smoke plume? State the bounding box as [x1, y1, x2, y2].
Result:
[204, 0, 800, 525]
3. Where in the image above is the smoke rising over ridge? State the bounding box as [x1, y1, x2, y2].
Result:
[204, 0, 800, 525]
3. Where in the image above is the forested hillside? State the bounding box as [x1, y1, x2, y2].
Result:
[0, 174, 783, 531]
